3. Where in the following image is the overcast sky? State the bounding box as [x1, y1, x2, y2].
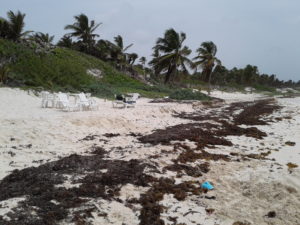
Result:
[1, 0, 300, 81]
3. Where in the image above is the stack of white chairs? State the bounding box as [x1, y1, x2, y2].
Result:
[41, 91, 56, 108]
[56, 92, 80, 112]
[41, 91, 98, 112]
[76, 92, 99, 111]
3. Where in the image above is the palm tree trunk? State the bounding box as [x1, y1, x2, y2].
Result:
[164, 65, 173, 84]
[164, 71, 171, 84]
[208, 72, 212, 95]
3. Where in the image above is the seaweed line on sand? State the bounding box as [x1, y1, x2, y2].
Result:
[0, 99, 282, 225]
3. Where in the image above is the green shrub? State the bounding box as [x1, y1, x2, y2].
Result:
[82, 83, 117, 99]
[252, 84, 276, 92]
[169, 89, 211, 101]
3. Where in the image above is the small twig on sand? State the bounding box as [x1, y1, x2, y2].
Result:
[93, 202, 102, 212]
[183, 210, 200, 217]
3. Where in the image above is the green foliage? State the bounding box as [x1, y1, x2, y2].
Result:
[0, 39, 95, 88]
[57, 35, 73, 48]
[209, 64, 296, 89]
[194, 41, 221, 82]
[0, 38, 173, 98]
[82, 83, 116, 99]
[0, 63, 10, 84]
[252, 84, 276, 92]
[30, 32, 54, 44]
[169, 89, 211, 101]
[0, 10, 32, 41]
[150, 28, 193, 84]
[64, 13, 102, 54]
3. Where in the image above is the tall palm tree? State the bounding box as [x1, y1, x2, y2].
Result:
[193, 41, 221, 94]
[114, 35, 133, 53]
[149, 49, 161, 77]
[151, 28, 192, 84]
[4, 11, 32, 41]
[65, 14, 101, 52]
[113, 35, 133, 70]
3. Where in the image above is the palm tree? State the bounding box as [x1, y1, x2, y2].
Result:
[193, 41, 221, 94]
[113, 35, 133, 70]
[0, 18, 10, 39]
[149, 49, 161, 78]
[139, 57, 146, 67]
[31, 32, 54, 44]
[139, 56, 147, 76]
[2, 11, 32, 41]
[95, 39, 116, 61]
[65, 14, 101, 52]
[57, 35, 73, 48]
[114, 35, 133, 53]
[150, 28, 192, 84]
[128, 53, 138, 65]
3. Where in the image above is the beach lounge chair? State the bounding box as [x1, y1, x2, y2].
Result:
[112, 94, 127, 108]
[124, 93, 140, 108]
[77, 92, 98, 111]
[112, 101, 127, 108]
[56, 92, 80, 112]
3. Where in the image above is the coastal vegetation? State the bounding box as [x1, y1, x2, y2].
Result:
[149, 28, 193, 84]
[0, 10, 299, 99]
[193, 41, 221, 94]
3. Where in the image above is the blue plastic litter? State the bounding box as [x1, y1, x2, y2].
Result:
[201, 181, 214, 190]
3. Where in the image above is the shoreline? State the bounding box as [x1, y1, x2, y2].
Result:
[0, 87, 299, 225]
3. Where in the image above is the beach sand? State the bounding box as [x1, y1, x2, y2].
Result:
[0, 87, 299, 225]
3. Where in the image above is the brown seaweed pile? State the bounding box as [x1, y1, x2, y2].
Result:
[139, 178, 203, 225]
[233, 99, 281, 125]
[0, 150, 156, 225]
[0, 150, 204, 225]
[135, 99, 282, 224]
[163, 161, 210, 177]
[139, 99, 279, 164]
[175, 99, 281, 125]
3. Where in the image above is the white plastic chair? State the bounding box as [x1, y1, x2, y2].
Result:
[56, 92, 80, 112]
[41, 91, 56, 108]
[77, 93, 98, 111]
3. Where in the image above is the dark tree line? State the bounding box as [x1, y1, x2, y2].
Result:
[208, 65, 299, 88]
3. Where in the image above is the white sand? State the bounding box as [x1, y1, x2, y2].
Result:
[203, 90, 267, 103]
[0, 87, 194, 179]
[0, 87, 299, 225]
